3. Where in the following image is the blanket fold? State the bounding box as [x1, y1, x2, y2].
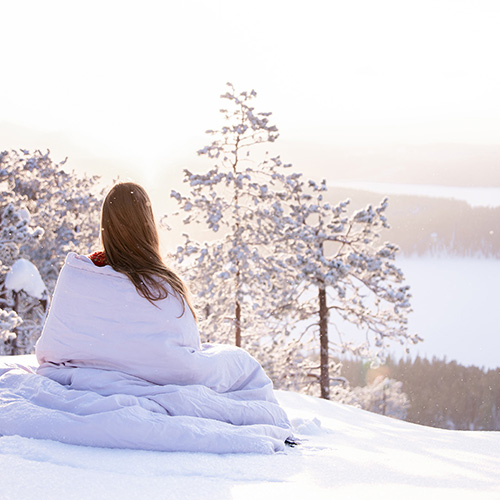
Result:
[0, 253, 291, 454]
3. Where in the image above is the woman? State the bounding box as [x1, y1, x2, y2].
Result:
[89, 182, 197, 318]
[36, 182, 203, 383]
[25, 182, 293, 453]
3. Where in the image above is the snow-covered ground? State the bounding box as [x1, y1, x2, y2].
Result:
[1, 363, 499, 500]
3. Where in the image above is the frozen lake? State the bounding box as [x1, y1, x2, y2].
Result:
[321, 182, 500, 367]
[330, 181, 500, 208]
[390, 256, 500, 369]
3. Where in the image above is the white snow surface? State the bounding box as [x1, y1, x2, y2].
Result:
[4, 259, 45, 299]
[1, 356, 499, 500]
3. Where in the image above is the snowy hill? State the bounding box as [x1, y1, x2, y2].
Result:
[1, 361, 499, 500]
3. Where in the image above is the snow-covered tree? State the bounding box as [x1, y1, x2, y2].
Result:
[266, 177, 421, 399]
[1, 150, 103, 286]
[168, 86, 420, 399]
[169, 84, 296, 348]
[0, 202, 45, 353]
[354, 376, 410, 420]
[0, 150, 103, 353]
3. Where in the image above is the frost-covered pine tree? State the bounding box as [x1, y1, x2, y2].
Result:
[0, 150, 103, 353]
[169, 86, 420, 399]
[169, 84, 297, 349]
[267, 176, 421, 398]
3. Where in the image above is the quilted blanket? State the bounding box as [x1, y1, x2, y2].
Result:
[0, 253, 291, 454]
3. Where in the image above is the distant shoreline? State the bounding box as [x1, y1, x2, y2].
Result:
[329, 181, 500, 208]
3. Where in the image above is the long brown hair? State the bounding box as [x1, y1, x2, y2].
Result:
[101, 182, 196, 319]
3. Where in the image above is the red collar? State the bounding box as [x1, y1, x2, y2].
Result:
[88, 251, 108, 267]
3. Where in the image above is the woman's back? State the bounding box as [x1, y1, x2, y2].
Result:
[36, 252, 201, 385]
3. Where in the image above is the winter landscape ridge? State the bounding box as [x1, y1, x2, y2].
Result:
[0, 355, 499, 500]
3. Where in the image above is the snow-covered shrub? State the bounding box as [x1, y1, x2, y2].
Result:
[0, 309, 22, 348]
[0, 150, 103, 353]
[5, 259, 46, 299]
[0, 201, 46, 354]
[354, 376, 410, 420]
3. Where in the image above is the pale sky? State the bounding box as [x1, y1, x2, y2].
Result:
[1, 0, 500, 192]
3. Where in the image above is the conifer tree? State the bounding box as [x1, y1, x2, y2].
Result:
[170, 84, 295, 348]
[170, 86, 420, 398]
[266, 177, 420, 398]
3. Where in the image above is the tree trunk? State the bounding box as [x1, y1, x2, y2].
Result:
[318, 286, 329, 399]
[235, 299, 241, 347]
[9, 291, 20, 355]
[232, 141, 242, 348]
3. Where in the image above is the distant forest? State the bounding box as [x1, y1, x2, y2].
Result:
[340, 356, 500, 431]
[327, 187, 500, 258]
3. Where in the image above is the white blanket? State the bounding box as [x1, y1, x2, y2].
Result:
[0, 253, 291, 454]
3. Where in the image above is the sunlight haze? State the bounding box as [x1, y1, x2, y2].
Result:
[1, 0, 499, 189]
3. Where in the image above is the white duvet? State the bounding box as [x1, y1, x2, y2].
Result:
[0, 253, 291, 454]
